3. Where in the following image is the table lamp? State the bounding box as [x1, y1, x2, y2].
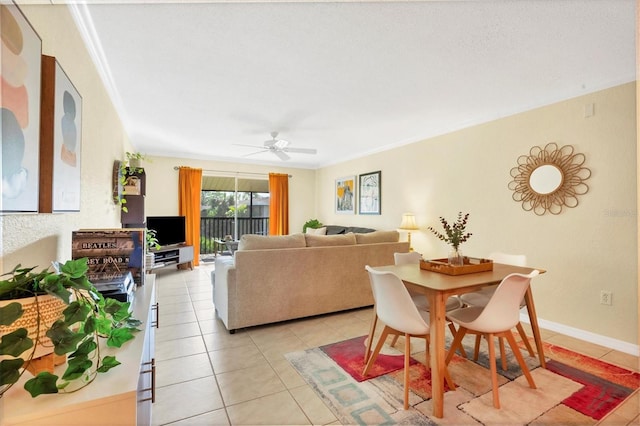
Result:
[399, 213, 419, 251]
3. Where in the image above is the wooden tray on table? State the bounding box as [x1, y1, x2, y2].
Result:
[419, 257, 493, 275]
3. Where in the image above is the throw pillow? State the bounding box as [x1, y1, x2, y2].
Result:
[355, 230, 400, 244]
[305, 233, 357, 247]
[305, 227, 327, 235]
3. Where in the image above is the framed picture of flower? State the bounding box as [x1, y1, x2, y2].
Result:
[359, 171, 381, 215]
[335, 175, 356, 214]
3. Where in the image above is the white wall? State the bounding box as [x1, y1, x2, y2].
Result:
[316, 82, 638, 347]
[1, 4, 130, 273]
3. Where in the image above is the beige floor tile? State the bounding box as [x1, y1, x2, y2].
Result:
[546, 333, 610, 359]
[601, 350, 640, 372]
[209, 343, 267, 374]
[216, 364, 287, 406]
[159, 301, 195, 315]
[203, 330, 256, 352]
[156, 321, 202, 342]
[168, 408, 230, 426]
[226, 390, 310, 425]
[196, 308, 216, 321]
[190, 291, 213, 302]
[269, 357, 307, 389]
[199, 318, 228, 335]
[290, 384, 337, 425]
[156, 294, 191, 305]
[152, 376, 224, 426]
[157, 352, 213, 387]
[155, 335, 206, 361]
[160, 310, 198, 326]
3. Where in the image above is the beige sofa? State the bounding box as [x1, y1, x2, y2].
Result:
[213, 231, 409, 332]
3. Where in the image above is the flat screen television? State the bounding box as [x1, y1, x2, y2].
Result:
[146, 216, 186, 247]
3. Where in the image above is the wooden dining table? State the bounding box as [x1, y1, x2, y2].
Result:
[371, 262, 546, 418]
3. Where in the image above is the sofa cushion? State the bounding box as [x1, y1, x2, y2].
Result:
[355, 230, 400, 244]
[305, 226, 327, 235]
[238, 233, 306, 250]
[345, 226, 376, 234]
[305, 233, 357, 247]
[324, 225, 347, 235]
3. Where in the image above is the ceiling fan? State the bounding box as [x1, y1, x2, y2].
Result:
[234, 132, 317, 161]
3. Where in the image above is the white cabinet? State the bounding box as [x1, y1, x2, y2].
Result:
[149, 245, 194, 271]
[1, 277, 158, 426]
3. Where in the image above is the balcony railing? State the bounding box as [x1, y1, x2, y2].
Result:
[200, 217, 269, 254]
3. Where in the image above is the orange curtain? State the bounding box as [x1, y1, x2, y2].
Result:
[178, 167, 202, 266]
[268, 173, 289, 235]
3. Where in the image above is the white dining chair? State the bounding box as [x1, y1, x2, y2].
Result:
[363, 266, 456, 410]
[459, 252, 536, 367]
[445, 270, 540, 409]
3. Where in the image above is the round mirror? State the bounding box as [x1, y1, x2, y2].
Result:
[508, 143, 591, 215]
[529, 164, 562, 194]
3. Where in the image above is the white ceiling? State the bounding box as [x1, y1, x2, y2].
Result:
[69, 0, 636, 169]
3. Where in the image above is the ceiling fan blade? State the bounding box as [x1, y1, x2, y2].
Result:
[274, 150, 290, 161]
[264, 139, 276, 147]
[283, 147, 317, 154]
[243, 149, 269, 157]
[233, 143, 265, 149]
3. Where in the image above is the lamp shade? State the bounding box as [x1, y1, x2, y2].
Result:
[399, 213, 419, 230]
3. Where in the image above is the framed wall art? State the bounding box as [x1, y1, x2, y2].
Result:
[335, 175, 356, 214]
[1, 3, 42, 213]
[359, 170, 381, 215]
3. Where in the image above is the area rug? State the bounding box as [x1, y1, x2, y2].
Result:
[285, 335, 639, 425]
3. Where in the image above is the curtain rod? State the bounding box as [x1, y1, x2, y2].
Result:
[173, 166, 291, 178]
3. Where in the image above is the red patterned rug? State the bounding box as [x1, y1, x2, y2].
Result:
[312, 335, 640, 422]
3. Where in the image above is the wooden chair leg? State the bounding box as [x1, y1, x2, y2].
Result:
[516, 322, 536, 357]
[446, 327, 468, 365]
[363, 326, 391, 376]
[504, 330, 536, 389]
[448, 322, 467, 358]
[390, 334, 400, 347]
[499, 337, 507, 371]
[403, 333, 410, 410]
[364, 310, 378, 364]
[473, 334, 481, 361]
[486, 333, 500, 409]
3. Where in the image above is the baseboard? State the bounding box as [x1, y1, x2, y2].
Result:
[520, 313, 639, 356]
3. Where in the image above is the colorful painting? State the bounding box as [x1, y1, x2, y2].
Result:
[335, 175, 356, 214]
[359, 171, 381, 215]
[53, 61, 82, 211]
[1, 3, 42, 212]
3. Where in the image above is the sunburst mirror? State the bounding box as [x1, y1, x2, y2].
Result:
[508, 143, 591, 215]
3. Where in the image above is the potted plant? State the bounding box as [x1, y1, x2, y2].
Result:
[115, 153, 149, 211]
[125, 151, 149, 170]
[303, 218, 323, 233]
[0, 258, 140, 398]
[145, 229, 160, 269]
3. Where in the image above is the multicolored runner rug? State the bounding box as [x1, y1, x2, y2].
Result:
[285, 335, 639, 425]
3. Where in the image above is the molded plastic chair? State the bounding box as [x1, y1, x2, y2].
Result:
[391, 252, 464, 356]
[445, 270, 540, 409]
[363, 266, 455, 409]
[459, 252, 536, 367]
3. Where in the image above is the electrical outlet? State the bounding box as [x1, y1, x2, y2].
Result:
[600, 290, 613, 306]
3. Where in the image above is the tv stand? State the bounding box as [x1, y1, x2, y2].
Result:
[149, 244, 193, 271]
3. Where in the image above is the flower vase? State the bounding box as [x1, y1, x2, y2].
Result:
[448, 247, 464, 266]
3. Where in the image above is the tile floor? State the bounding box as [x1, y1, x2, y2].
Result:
[150, 263, 639, 426]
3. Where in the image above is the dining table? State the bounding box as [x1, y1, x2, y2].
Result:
[371, 262, 546, 418]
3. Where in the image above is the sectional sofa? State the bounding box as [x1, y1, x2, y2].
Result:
[213, 231, 409, 332]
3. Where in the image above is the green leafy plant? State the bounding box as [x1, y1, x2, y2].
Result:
[0, 258, 140, 398]
[146, 229, 160, 251]
[303, 219, 323, 233]
[116, 153, 149, 212]
[427, 212, 472, 250]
